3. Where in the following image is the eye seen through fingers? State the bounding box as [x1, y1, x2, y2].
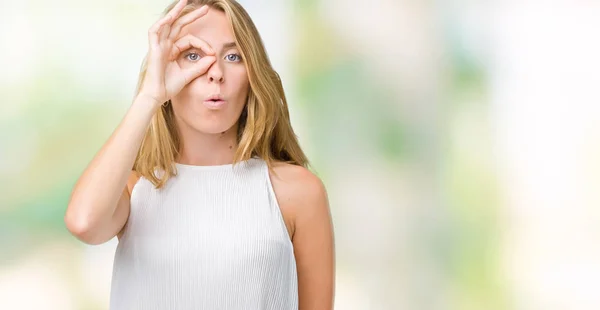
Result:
[184, 51, 203, 61]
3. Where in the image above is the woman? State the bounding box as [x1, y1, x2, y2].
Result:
[64, 0, 335, 309]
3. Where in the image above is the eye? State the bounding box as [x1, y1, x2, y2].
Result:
[184, 52, 202, 62]
[225, 53, 242, 62]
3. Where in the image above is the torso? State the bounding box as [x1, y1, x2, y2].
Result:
[119, 159, 300, 241]
[110, 157, 307, 310]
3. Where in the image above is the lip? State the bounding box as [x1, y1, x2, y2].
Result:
[203, 94, 227, 109]
[203, 100, 227, 109]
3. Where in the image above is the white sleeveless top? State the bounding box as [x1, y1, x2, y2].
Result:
[109, 157, 298, 310]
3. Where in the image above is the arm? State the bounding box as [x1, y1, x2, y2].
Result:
[64, 96, 156, 245]
[293, 172, 336, 310]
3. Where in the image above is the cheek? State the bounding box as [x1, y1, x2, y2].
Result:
[171, 85, 204, 116]
[175, 79, 206, 103]
[228, 67, 249, 96]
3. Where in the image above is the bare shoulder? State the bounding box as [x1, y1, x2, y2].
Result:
[268, 161, 330, 240]
[268, 161, 328, 206]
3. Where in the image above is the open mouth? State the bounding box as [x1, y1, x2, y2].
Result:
[203, 98, 227, 109]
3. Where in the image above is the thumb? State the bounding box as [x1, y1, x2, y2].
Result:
[182, 56, 216, 83]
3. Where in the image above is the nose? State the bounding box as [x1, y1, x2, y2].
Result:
[207, 62, 224, 84]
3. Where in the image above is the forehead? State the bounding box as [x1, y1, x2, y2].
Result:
[179, 7, 235, 49]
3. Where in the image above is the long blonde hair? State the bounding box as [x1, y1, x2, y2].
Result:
[133, 0, 308, 188]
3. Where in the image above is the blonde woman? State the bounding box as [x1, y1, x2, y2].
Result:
[64, 0, 335, 309]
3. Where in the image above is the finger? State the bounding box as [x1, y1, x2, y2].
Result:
[168, 5, 209, 42]
[164, 0, 188, 24]
[148, 15, 173, 47]
[159, 23, 172, 43]
[170, 34, 215, 61]
[181, 56, 216, 84]
[158, 0, 189, 42]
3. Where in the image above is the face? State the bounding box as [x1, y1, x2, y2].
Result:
[172, 7, 249, 135]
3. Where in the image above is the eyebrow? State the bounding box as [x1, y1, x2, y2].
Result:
[221, 42, 237, 50]
[189, 41, 237, 53]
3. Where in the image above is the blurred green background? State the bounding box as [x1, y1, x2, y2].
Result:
[1, 0, 600, 309]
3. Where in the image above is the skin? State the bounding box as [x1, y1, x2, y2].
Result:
[269, 162, 336, 310]
[130, 3, 336, 309]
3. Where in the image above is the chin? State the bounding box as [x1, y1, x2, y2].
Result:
[191, 116, 238, 135]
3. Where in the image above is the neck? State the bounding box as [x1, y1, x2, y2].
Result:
[176, 123, 240, 166]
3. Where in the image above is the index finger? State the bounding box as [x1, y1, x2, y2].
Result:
[164, 0, 188, 25]
[168, 6, 210, 42]
[170, 34, 215, 60]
